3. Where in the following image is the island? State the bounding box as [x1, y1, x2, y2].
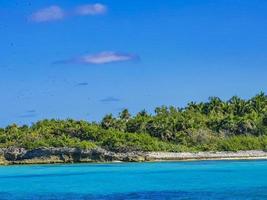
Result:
[1, 93, 267, 165]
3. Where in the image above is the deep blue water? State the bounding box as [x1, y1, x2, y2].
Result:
[0, 160, 267, 199]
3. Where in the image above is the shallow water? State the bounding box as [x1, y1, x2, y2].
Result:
[0, 160, 267, 199]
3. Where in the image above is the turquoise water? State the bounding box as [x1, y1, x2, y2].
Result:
[0, 160, 267, 199]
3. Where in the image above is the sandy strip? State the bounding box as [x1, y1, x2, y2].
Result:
[146, 150, 267, 161]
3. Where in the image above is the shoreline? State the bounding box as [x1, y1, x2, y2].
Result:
[146, 156, 267, 163]
[147, 150, 267, 161]
[1, 148, 267, 165]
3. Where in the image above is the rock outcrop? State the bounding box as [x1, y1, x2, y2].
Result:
[0, 147, 147, 165]
[0, 148, 267, 165]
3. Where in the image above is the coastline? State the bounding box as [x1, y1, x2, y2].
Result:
[1, 147, 267, 165]
[146, 151, 267, 162]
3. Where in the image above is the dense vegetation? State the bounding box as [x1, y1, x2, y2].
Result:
[1, 93, 267, 152]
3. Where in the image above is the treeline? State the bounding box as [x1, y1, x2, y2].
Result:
[0, 93, 267, 152]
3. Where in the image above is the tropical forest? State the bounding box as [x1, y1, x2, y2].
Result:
[1, 93, 267, 152]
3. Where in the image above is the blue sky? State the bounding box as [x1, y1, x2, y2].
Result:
[1, 0, 267, 126]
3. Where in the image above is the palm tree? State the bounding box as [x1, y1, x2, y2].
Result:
[119, 109, 131, 121]
[249, 92, 267, 114]
[101, 114, 116, 129]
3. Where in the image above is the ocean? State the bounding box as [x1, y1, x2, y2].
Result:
[0, 160, 267, 199]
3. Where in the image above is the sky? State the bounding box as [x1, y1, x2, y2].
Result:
[0, 0, 267, 127]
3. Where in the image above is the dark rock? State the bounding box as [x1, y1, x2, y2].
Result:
[4, 147, 27, 161]
[0, 147, 147, 164]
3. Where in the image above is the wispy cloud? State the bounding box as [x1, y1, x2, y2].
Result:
[75, 4, 107, 16]
[26, 110, 36, 113]
[100, 97, 121, 103]
[29, 3, 107, 23]
[76, 82, 89, 86]
[29, 5, 65, 22]
[56, 51, 139, 65]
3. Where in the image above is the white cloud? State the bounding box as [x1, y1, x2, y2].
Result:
[75, 3, 107, 16]
[29, 4, 107, 23]
[30, 5, 65, 22]
[74, 52, 138, 65]
[54, 52, 139, 65]
[79, 52, 135, 64]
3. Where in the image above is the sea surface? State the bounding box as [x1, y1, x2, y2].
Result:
[0, 160, 267, 199]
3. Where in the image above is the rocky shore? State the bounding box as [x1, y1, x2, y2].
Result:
[0, 147, 147, 165]
[0, 147, 267, 165]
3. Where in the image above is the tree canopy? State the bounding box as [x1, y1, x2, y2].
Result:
[1, 93, 267, 152]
